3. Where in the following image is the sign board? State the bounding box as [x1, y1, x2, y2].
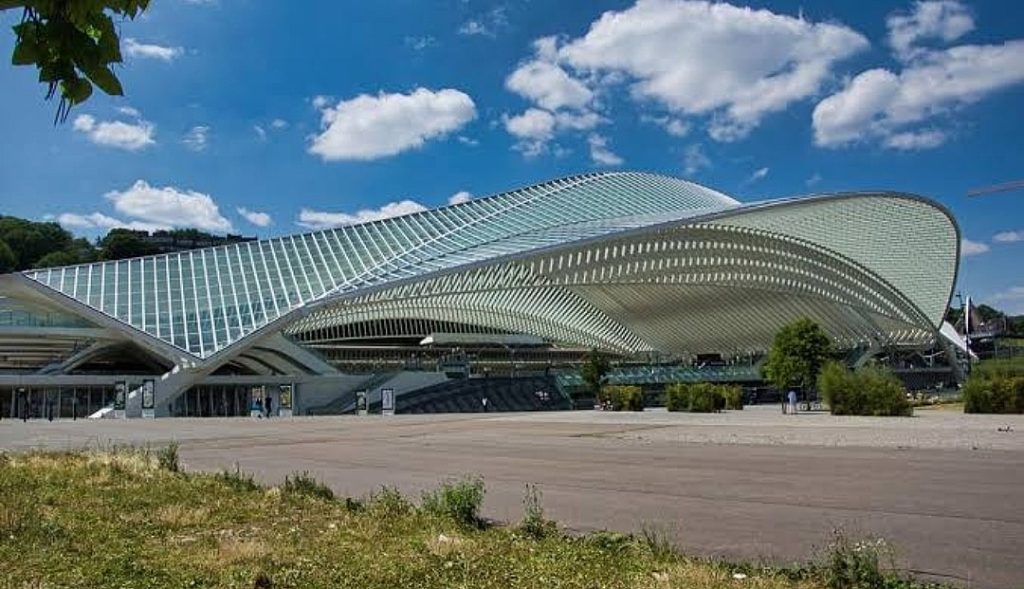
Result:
[250, 386, 265, 418]
[279, 384, 294, 417]
[141, 379, 155, 418]
[381, 388, 395, 415]
[114, 381, 126, 418]
[356, 390, 367, 416]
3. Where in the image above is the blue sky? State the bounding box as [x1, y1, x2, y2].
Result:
[0, 0, 1022, 312]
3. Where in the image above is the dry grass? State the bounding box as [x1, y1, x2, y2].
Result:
[155, 504, 211, 527]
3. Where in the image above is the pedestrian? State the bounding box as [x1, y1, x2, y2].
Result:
[787, 389, 798, 415]
[264, 394, 273, 418]
[481, 397, 489, 412]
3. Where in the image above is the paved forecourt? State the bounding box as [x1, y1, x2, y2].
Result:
[2, 406, 1022, 588]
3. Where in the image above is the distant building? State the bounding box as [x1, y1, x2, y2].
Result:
[117, 229, 257, 254]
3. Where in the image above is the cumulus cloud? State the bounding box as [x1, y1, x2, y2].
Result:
[888, 0, 974, 61]
[587, 134, 623, 166]
[297, 200, 428, 229]
[961, 238, 989, 256]
[57, 212, 168, 233]
[122, 38, 183, 61]
[504, 108, 556, 156]
[993, 230, 1023, 243]
[814, 2, 1024, 151]
[72, 113, 155, 151]
[556, 0, 868, 142]
[237, 207, 272, 227]
[683, 143, 711, 176]
[506, 38, 593, 112]
[448, 191, 473, 205]
[182, 125, 210, 152]
[309, 88, 476, 161]
[105, 180, 233, 233]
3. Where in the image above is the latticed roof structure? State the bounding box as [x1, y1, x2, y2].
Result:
[9, 171, 958, 375]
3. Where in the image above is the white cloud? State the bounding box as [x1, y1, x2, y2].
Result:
[237, 207, 272, 227]
[457, 135, 479, 146]
[587, 134, 623, 166]
[405, 35, 437, 51]
[990, 285, 1024, 315]
[448, 191, 473, 205]
[642, 115, 690, 137]
[993, 230, 1024, 243]
[506, 38, 593, 112]
[458, 7, 507, 37]
[309, 88, 476, 161]
[748, 167, 770, 182]
[883, 129, 946, 150]
[504, 108, 556, 156]
[72, 113, 155, 151]
[118, 106, 141, 118]
[813, 40, 1024, 149]
[254, 125, 267, 140]
[123, 38, 183, 61]
[553, 111, 603, 131]
[683, 143, 710, 176]
[806, 173, 823, 187]
[557, 0, 868, 141]
[270, 119, 288, 130]
[182, 125, 210, 152]
[961, 238, 989, 256]
[887, 0, 974, 61]
[105, 180, 233, 233]
[297, 200, 427, 229]
[57, 212, 168, 233]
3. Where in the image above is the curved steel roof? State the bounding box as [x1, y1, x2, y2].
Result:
[19, 171, 958, 362]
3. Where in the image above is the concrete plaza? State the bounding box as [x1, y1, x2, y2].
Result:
[2, 406, 1022, 588]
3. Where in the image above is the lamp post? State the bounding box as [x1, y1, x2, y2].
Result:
[955, 291, 971, 376]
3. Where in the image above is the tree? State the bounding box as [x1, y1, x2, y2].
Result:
[580, 348, 611, 397]
[98, 228, 157, 260]
[0, 215, 74, 269]
[4, 1, 151, 122]
[0, 240, 16, 273]
[762, 318, 834, 395]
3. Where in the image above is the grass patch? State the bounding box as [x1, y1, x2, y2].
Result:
[0, 448, 947, 588]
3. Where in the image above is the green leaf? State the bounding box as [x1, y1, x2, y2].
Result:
[63, 76, 93, 105]
[82, 65, 123, 96]
[12, 39, 39, 65]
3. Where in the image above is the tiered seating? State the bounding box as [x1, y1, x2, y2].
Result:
[388, 375, 571, 414]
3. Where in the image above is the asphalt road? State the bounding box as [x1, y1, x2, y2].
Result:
[2, 408, 1022, 588]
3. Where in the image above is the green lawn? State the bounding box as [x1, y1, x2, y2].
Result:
[0, 448, 935, 589]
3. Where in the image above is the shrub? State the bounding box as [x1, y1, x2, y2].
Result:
[282, 471, 334, 501]
[721, 385, 744, 410]
[368, 486, 413, 519]
[155, 442, 179, 473]
[963, 375, 1024, 414]
[664, 383, 690, 412]
[687, 383, 720, 412]
[421, 476, 485, 528]
[818, 362, 911, 416]
[597, 385, 644, 411]
[821, 530, 899, 589]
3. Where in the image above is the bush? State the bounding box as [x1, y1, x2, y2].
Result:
[963, 375, 1024, 414]
[822, 530, 891, 589]
[282, 471, 334, 501]
[368, 486, 413, 519]
[597, 385, 644, 411]
[665, 383, 742, 412]
[421, 476, 485, 528]
[818, 362, 912, 416]
[214, 464, 261, 493]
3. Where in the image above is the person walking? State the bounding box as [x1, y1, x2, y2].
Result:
[787, 389, 798, 415]
[481, 397, 489, 413]
[264, 394, 273, 418]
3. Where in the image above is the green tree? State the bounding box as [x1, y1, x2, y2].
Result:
[580, 348, 611, 397]
[98, 228, 157, 260]
[4, 0, 151, 122]
[0, 240, 16, 273]
[762, 318, 834, 394]
[0, 215, 74, 269]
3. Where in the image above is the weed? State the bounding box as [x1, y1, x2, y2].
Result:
[214, 464, 261, 493]
[585, 530, 633, 553]
[282, 471, 334, 501]
[519, 483, 556, 540]
[421, 476, 485, 528]
[156, 442, 180, 473]
[640, 523, 677, 560]
[368, 486, 413, 519]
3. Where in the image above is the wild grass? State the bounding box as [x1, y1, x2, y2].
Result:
[0, 447, 945, 589]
